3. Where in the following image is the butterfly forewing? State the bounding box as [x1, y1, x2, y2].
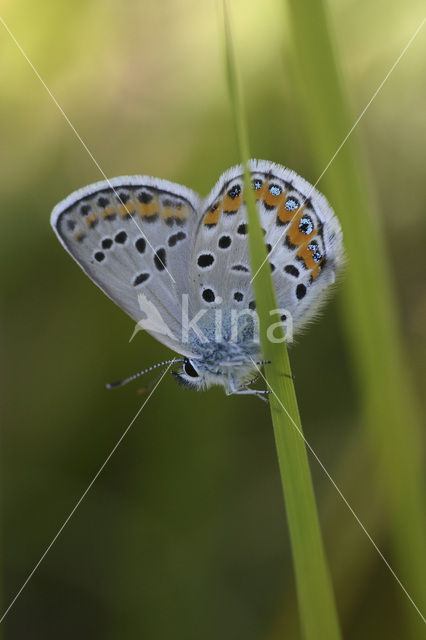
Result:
[51, 176, 201, 354]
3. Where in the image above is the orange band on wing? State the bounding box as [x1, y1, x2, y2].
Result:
[118, 203, 135, 218]
[136, 200, 158, 218]
[263, 187, 286, 210]
[297, 237, 323, 279]
[101, 206, 116, 219]
[277, 199, 298, 225]
[222, 192, 242, 214]
[203, 201, 222, 226]
[285, 209, 306, 244]
[254, 182, 268, 200]
[74, 230, 86, 242]
[86, 213, 98, 228]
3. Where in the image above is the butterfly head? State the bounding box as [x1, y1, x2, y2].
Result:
[172, 348, 260, 394]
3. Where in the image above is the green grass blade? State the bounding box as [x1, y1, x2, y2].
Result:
[222, 5, 341, 638]
[283, 1, 426, 635]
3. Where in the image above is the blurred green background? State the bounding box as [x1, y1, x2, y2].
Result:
[1, 0, 425, 638]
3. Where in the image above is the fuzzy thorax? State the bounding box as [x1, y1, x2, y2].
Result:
[173, 340, 262, 393]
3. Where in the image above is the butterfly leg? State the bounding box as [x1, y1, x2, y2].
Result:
[241, 375, 259, 387]
[226, 377, 271, 402]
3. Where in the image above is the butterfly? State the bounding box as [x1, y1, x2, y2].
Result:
[50, 159, 343, 398]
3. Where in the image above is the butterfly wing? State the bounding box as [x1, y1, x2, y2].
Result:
[190, 159, 343, 336]
[51, 175, 201, 356]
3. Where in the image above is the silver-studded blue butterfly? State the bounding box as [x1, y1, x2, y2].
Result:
[51, 159, 343, 398]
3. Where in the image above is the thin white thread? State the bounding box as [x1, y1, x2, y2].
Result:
[0, 15, 176, 284]
[0, 362, 174, 624]
[250, 17, 425, 284]
[250, 357, 426, 624]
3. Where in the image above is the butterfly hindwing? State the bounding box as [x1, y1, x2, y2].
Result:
[190, 159, 343, 335]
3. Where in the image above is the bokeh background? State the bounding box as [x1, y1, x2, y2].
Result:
[1, 0, 425, 638]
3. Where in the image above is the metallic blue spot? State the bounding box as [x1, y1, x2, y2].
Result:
[228, 184, 241, 199]
[299, 216, 314, 234]
[252, 179, 262, 190]
[285, 197, 298, 211]
[308, 241, 322, 262]
[269, 184, 282, 196]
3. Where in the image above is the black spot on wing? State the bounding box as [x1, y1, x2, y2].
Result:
[197, 254, 215, 268]
[133, 272, 150, 286]
[115, 231, 127, 244]
[154, 248, 167, 271]
[296, 283, 307, 300]
[102, 238, 113, 249]
[137, 191, 153, 204]
[135, 237, 146, 253]
[168, 231, 186, 247]
[218, 235, 231, 249]
[284, 265, 299, 277]
[97, 196, 109, 208]
[117, 192, 130, 204]
[202, 288, 215, 303]
[80, 204, 91, 216]
[144, 214, 159, 223]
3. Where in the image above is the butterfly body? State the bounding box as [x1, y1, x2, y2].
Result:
[51, 159, 343, 397]
[173, 342, 262, 394]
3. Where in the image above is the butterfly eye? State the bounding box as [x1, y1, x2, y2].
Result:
[184, 359, 199, 378]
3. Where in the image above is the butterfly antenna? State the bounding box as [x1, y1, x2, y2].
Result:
[106, 358, 184, 389]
